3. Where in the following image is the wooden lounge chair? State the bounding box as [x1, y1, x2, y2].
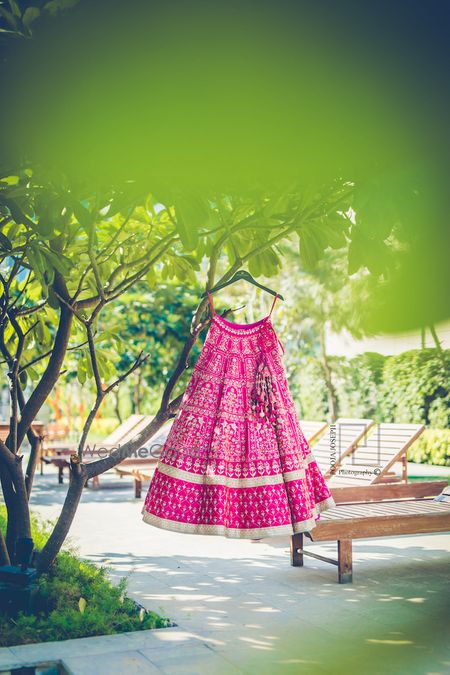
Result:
[1, 420, 47, 474]
[290, 480, 450, 583]
[298, 420, 327, 444]
[44, 414, 151, 484]
[327, 423, 425, 488]
[114, 422, 173, 497]
[307, 418, 374, 477]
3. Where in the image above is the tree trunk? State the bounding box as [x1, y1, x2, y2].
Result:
[0, 446, 32, 562]
[134, 370, 142, 414]
[36, 461, 87, 573]
[13, 303, 73, 450]
[113, 390, 122, 425]
[0, 465, 17, 559]
[25, 434, 42, 498]
[0, 528, 10, 566]
[429, 324, 443, 353]
[319, 324, 338, 423]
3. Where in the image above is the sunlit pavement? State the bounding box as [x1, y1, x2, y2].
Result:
[1, 466, 449, 675]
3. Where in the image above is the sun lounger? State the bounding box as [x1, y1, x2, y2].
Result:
[327, 423, 425, 488]
[44, 414, 151, 484]
[298, 420, 327, 444]
[114, 422, 173, 497]
[306, 418, 374, 477]
[290, 480, 450, 582]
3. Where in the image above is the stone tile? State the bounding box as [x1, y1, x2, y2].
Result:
[119, 627, 208, 651]
[63, 650, 161, 674]
[213, 643, 333, 675]
[0, 647, 24, 670]
[8, 633, 137, 663]
[139, 643, 241, 674]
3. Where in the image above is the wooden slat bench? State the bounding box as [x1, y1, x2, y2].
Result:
[115, 460, 158, 498]
[290, 480, 450, 583]
[43, 415, 154, 485]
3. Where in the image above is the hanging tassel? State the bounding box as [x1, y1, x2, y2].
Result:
[250, 354, 277, 425]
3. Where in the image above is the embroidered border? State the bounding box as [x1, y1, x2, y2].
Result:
[292, 496, 337, 533]
[212, 314, 271, 336]
[141, 494, 336, 538]
[156, 460, 307, 487]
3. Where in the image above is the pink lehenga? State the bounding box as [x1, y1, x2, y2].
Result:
[142, 292, 336, 538]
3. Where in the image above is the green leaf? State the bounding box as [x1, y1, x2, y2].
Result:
[248, 255, 262, 277]
[47, 287, 60, 309]
[35, 318, 51, 346]
[145, 267, 156, 287]
[299, 228, 323, 270]
[0, 232, 12, 251]
[174, 193, 209, 251]
[27, 366, 40, 381]
[77, 357, 86, 385]
[22, 6, 40, 30]
[180, 254, 201, 271]
[44, 0, 79, 16]
[73, 201, 94, 232]
[7, 0, 21, 17]
[27, 243, 48, 292]
[41, 247, 71, 275]
[0, 8, 20, 31]
[318, 218, 348, 250]
[5, 222, 20, 242]
[0, 175, 20, 186]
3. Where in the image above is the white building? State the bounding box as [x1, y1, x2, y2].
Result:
[326, 320, 450, 357]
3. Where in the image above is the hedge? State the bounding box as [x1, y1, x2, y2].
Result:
[408, 429, 450, 467]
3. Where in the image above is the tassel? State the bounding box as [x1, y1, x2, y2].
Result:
[250, 354, 277, 425]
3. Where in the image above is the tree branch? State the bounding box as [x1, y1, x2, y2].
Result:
[14, 276, 73, 449]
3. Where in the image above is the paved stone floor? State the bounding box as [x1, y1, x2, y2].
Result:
[1, 466, 449, 674]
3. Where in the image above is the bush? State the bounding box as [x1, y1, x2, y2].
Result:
[332, 352, 386, 420]
[380, 349, 450, 428]
[408, 429, 450, 467]
[0, 507, 171, 647]
[290, 348, 449, 431]
[291, 357, 329, 420]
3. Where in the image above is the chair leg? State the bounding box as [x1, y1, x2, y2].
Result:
[135, 477, 142, 499]
[290, 533, 304, 566]
[337, 539, 353, 583]
[402, 454, 408, 483]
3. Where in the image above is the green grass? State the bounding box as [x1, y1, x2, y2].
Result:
[0, 506, 171, 647]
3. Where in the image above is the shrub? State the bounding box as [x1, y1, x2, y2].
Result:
[332, 352, 386, 420]
[380, 349, 450, 427]
[408, 429, 450, 467]
[0, 507, 171, 646]
[291, 357, 329, 420]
